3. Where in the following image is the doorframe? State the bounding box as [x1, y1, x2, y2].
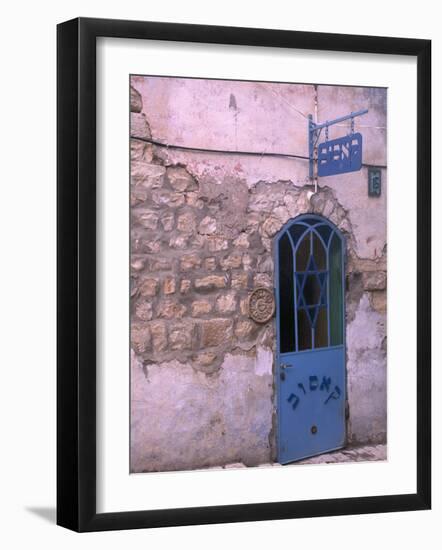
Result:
[273, 213, 347, 463]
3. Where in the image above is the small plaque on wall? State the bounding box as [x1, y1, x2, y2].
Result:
[368, 167, 382, 197]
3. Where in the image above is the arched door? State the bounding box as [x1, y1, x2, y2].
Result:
[275, 214, 346, 463]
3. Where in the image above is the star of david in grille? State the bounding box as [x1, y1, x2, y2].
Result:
[296, 254, 328, 329]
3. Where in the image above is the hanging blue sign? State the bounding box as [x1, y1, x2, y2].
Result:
[317, 132, 363, 177]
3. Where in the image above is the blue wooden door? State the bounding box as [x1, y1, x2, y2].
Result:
[275, 215, 346, 464]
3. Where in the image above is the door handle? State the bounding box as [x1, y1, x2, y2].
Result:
[279, 364, 289, 381]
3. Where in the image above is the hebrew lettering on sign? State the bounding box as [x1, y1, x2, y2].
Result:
[287, 376, 342, 411]
[287, 393, 300, 410]
[317, 133, 363, 177]
[309, 375, 319, 391]
[320, 376, 332, 392]
[324, 386, 342, 405]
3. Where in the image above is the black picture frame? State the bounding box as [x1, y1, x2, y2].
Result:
[57, 17, 431, 532]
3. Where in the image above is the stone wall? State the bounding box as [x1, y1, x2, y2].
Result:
[130, 78, 387, 472]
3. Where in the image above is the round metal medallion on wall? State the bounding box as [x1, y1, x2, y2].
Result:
[248, 287, 275, 324]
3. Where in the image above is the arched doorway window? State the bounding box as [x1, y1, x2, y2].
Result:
[277, 214, 344, 354]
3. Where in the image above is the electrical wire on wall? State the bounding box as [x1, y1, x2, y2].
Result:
[131, 135, 387, 169]
[131, 135, 310, 161]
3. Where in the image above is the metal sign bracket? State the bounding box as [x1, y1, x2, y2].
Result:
[308, 109, 368, 181]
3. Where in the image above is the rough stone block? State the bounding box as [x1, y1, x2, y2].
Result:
[248, 192, 277, 213]
[131, 161, 165, 188]
[167, 166, 198, 191]
[231, 271, 248, 290]
[135, 301, 153, 321]
[348, 255, 387, 275]
[261, 216, 281, 238]
[131, 256, 145, 272]
[140, 239, 161, 254]
[256, 254, 274, 273]
[160, 212, 175, 232]
[296, 190, 312, 214]
[180, 279, 191, 294]
[220, 253, 242, 270]
[131, 278, 138, 297]
[192, 351, 217, 367]
[329, 206, 345, 226]
[169, 322, 195, 351]
[204, 257, 217, 271]
[310, 193, 325, 213]
[191, 234, 205, 249]
[130, 112, 151, 139]
[156, 299, 187, 319]
[283, 192, 302, 217]
[261, 236, 272, 253]
[235, 319, 259, 341]
[239, 297, 249, 316]
[140, 277, 159, 297]
[253, 273, 273, 288]
[233, 232, 250, 249]
[152, 189, 185, 208]
[194, 275, 227, 291]
[163, 276, 176, 295]
[130, 86, 142, 112]
[273, 205, 290, 225]
[130, 139, 153, 163]
[338, 218, 352, 234]
[131, 324, 151, 354]
[322, 199, 335, 218]
[149, 320, 168, 352]
[198, 216, 217, 235]
[149, 257, 173, 272]
[180, 254, 201, 272]
[134, 209, 159, 230]
[185, 191, 204, 208]
[169, 234, 189, 250]
[207, 236, 229, 252]
[362, 271, 387, 291]
[216, 292, 237, 314]
[370, 290, 387, 314]
[199, 318, 233, 347]
[242, 253, 254, 271]
[177, 211, 196, 233]
[131, 186, 148, 206]
[191, 300, 213, 317]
